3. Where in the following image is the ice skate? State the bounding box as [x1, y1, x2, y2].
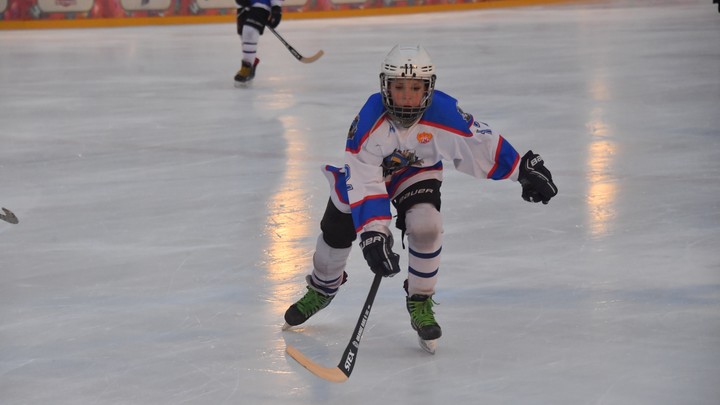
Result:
[406, 294, 442, 354]
[283, 282, 335, 330]
[418, 337, 438, 354]
[233, 58, 259, 87]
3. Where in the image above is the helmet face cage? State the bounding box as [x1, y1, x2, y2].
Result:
[380, 45, 436, 128]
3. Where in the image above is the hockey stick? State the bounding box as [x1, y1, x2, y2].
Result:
[286, 273, 382, 383]
[268, 26, 324, 64]
[0, 208, 18, 224]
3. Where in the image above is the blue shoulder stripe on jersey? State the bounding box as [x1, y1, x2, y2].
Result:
[419, 91, 474, 136]
[351, 195, 392, 232]
[346, 93, 387, 154]
[488, 136, 520, 180]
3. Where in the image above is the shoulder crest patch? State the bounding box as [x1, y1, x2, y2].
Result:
[417, 132, 433, 144]
[347, 115, 359, 139]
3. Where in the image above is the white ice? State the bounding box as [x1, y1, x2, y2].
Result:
[1, 1, 719, 404]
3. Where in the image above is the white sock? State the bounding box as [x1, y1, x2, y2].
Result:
[240, 25, 260, 64]
[405, 204, 443, 296]
[309, 234, 351, 296]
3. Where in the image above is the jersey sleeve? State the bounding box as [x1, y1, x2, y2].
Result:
[457, 121, 520, 181]
[424, 91, 521, 181]
[344, 94, 393, 234]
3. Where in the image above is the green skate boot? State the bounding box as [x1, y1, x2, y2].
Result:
[282, 273, 347, 330]
[406, 294, 442, 354]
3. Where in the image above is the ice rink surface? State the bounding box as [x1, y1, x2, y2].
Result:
[1, 1, 719, 403]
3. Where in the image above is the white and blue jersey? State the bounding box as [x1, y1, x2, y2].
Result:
[325, 90, 521, 234]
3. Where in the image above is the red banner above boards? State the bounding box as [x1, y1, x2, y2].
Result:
[0, 0, 579, 27]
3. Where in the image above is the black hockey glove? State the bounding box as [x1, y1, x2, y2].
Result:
[360, 231, 401, 277]
[268, 6, 282, 29]
[519, 150, 558, 204]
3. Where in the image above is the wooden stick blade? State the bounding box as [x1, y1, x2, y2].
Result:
[268, 27, 324, 64]
[286, 344, 348, 383]
[300, 50, 324, 64]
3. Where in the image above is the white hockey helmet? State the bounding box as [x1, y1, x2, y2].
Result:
[379, 45, 436, 127]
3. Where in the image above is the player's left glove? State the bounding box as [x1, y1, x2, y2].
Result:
[519, 150, 558, 204]
[360, 231, 401, 277]
[268, 6, 282, 29]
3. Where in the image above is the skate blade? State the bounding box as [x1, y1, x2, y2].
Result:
[418, 337, 438, 354]
[281, 322, 292, 331]
[234, 81, 252, 88]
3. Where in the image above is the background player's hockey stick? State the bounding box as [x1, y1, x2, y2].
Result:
[286, 273, 382, 383]
[268, 26, 324, 64]
[0, 208, 18, 224]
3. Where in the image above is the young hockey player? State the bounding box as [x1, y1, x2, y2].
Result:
[282, 45, 558, 353]
[234, 0, 282, 86]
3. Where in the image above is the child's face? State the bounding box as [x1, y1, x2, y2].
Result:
[388, 78, 426, 108]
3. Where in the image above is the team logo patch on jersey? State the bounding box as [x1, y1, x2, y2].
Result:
[417, 132, 433, 144]
[347, 115, 359, 139]
[382, 149, 422, 177]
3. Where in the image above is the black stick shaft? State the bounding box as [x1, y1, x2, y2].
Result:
[268, 26, 303, 61]
[337, 273, 383, 378]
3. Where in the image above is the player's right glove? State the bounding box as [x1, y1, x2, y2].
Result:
[360, 231, 401, 277]
[519, 150, 558, 204]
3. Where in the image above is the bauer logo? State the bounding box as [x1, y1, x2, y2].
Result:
[530, 156, 543, 166]
[360, 236, 383, 249]
[417, 132, 432, 144]
[396, 187, 434, 206]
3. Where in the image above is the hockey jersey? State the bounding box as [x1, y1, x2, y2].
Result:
[341, 90, 521, 234]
